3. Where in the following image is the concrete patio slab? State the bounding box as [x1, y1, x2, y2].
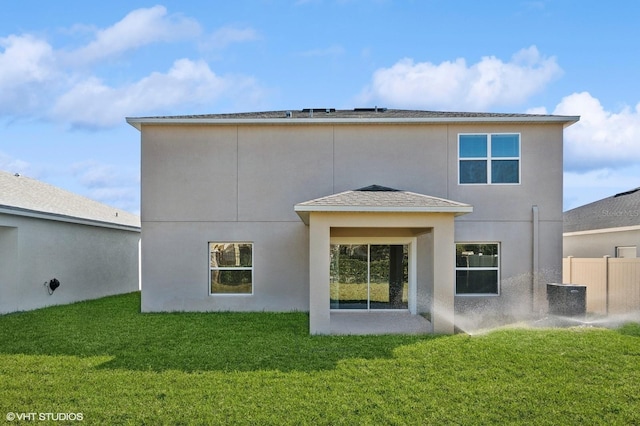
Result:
[329, 311, 432, 335]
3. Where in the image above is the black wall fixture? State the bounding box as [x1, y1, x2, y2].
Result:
[44, 278, 60, 295]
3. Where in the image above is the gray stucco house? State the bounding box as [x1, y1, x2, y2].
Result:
[564, 187, 640, 258]
[0, 170, 140, 314]
[127, 108, 579, 334]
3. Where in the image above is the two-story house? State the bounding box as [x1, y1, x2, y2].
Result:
[127, 108, 578, 334]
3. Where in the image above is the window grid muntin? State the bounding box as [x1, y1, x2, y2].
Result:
[458, 133, 520, 185]
[209, 242, 253, 295]
[330, 241, 411, 311]
[455, 242, 500, 296]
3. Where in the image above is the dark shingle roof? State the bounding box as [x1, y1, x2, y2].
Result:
[0, 170, 140, 230]
[137, 108, 565, 120]
[564, 188, 640, 233]
[127, 108, 579, 129]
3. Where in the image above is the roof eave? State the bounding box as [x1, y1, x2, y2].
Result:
[126, 115, 580, 131]
[563, 224, 640, 236]
[294, 205, 473, 225]
[0, 205, 141, 232]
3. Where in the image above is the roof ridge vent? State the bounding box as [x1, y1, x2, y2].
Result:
[354, 107, 387, 112]
[356, 184, 400, 192]
[614, 187, 640, 197]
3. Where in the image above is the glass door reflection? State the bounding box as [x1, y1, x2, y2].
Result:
[330, 244, 408, 310]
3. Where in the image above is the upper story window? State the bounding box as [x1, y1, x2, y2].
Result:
[459, 133, 520, 184]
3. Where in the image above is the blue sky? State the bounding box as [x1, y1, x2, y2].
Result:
[1, 0, 639, 214]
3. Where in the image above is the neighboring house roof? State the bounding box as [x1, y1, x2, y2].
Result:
[0, 170, 140, 231]
[127, 108, 579, 129]
[563, 187, 640, 233]
[295, 185, 472, 224]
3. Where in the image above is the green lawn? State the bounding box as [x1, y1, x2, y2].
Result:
[1, 293, 639, 425]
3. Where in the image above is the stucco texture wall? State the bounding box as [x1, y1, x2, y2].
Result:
[0, 214, 140, 314]
[139, 121, 565, 315]
[564, 229, 640, 258]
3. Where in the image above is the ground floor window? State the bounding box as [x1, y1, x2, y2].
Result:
[209, 242, 253, 294]
[455, 243, 499, 295]
[616, 246, 637, 258]
[330, 244, 408, 309]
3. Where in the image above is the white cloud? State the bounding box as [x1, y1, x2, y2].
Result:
[0, 7, 264, 127]
[50, 58, 262, 128]
[71, 160, 140, 213]
[0, 34, 58, 113]
[534, 91, 640, 209]
[72, 160, 119, 188]
[555, 92, 640, 171]
[205, 26, 259, 50]
[69, 5, 201, 64]
[358, 46, 562, 110]
[525, 106, 549, 115]
[0, 34, 55, 84]
[0, 151, 31, 175]
[89, 186, 139, 210]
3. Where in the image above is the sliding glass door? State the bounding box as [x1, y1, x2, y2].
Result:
[330, 243, 408, 310]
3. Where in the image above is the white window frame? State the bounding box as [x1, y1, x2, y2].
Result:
[458, 133, 521, 185]
[455, 242, 500, 296]
[209, 242, 254, 296]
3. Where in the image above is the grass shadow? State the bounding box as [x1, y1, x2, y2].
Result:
[0, 292, 442, 373]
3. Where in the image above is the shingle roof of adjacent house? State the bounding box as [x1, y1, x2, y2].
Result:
[127, 108, 579, 129]
[563, 187, 640, 233]
[0, 170, 140, 230]
[294, 185, 472, 224]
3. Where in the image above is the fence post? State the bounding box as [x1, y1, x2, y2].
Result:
[567, 256, 574, 283]
[604, 255, 610, 315]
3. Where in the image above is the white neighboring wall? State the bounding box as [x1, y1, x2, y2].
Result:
[0, 213, 140, 314]
[563, 226, 640, 258]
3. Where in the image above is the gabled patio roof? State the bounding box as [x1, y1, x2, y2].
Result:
[294, 185, 472, 224]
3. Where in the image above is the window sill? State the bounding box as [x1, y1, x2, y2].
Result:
[455, 293, 500, 297]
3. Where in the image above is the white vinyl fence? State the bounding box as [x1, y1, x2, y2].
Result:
[563, 257, 640, 314]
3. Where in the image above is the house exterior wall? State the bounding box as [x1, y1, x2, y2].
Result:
[0, 213, 140, 314]
[450, 123, 564, 319]
[139, 121, 565, 317]
[563, 227, 640, 258]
